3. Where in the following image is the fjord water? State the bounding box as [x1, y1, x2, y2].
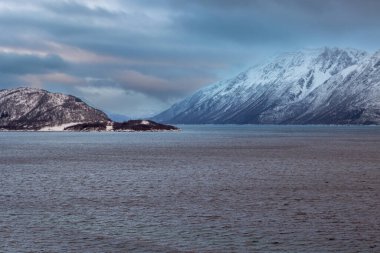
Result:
[1, 125, 379, 252]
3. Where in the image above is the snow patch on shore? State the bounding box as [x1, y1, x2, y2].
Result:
[141, 120, 150, 125]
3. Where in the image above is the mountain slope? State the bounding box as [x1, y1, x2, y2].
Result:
[0, 87, 110, 130]
[153, 47, 380, 124]
[278, 51, 380, 124]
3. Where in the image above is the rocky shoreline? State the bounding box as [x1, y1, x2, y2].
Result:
[0, 120, 179, 132]
[64, 120, 179, 132]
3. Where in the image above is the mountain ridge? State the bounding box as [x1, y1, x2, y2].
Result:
[153, 47, 380, 125]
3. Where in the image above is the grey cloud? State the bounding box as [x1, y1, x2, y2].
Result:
[42, 1, 118, 17]
[0, 53, 67, 75]
[165, 0, 380, 47]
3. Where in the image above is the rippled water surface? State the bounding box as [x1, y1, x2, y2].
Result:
[1, 125, 380, 252]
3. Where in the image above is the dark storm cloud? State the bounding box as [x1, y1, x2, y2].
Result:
[0, 0, 379, 116]
[159, 0, 380, 47]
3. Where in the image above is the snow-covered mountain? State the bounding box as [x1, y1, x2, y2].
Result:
[0, 87, 110, 130]
[153, 47, 380, 124]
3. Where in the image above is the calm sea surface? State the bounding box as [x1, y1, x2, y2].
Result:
[1, 125, 379, 252]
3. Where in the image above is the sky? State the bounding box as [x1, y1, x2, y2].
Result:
[0, 0, 380, 117]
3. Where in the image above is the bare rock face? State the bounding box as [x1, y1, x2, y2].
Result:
[154, 47, 380, 125]
[0, 87, 110, 130]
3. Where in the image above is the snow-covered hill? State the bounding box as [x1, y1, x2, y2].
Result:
[0, 87, 110, 130]
[153, 47, 380, 124]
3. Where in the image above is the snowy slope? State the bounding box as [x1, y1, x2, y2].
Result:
[259, 50, 380, 124]
[154, 47, 380, 124]
[0, 87, 110, 130]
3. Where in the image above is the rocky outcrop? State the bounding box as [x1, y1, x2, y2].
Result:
[63, 122, 108, 131]
[0, 87, 109, 130]
[112, 120, 178, 131]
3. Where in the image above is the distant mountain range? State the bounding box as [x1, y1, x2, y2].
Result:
[0, 87, 177, 131]
[153, 47, 380, 125]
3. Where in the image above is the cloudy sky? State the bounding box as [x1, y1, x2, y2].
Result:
[1, 0, 380, 117]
